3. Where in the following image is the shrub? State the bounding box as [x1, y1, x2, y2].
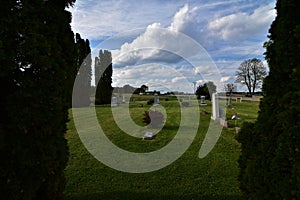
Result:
[147, 99, 154, 105]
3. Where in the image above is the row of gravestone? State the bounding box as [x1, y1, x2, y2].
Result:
[111, 94, 210, 107]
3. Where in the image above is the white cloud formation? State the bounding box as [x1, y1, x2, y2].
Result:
[208, 3, 276, 41]
[220, 76, 231, 83]
[111, 4, 206, 68]
[68, 0, 180, 39]
[75, 1, 276, 92]
[112, 63, 195, 93]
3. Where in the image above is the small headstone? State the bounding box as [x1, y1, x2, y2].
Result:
[142, 132, 155, 140]
[111, 96, 118, 107]
[154, 93, 160, 105]
[122, 95, 126, 103]
[236, 97, 242, 102]
[228, 97, 232, 107]
[200, 96, 207, 106]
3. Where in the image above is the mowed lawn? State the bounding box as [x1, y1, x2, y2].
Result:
[64, 96, 260, 200]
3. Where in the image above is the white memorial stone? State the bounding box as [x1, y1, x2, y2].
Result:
[154, 93, 159, 105]
[200, 96, 207, 106]
[111, 96, 118, 107]
[211, 93, 219, 120]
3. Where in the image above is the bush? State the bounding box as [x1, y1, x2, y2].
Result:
[147, 99, 154, 105]
[142, 110, 164, 128]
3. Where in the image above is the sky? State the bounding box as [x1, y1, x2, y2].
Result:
[68, 0, 276, 93]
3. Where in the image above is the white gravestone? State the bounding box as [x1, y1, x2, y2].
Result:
[211, 93, 220, 120]
[111, 96, 118, 107]
[154, 93, 159, 105]
[200, 96, 207, 106]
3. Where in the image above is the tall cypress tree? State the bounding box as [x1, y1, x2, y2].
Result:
[95, 50, 113, 105]
[0, 0, 77, 199]
[73, 33, 92, 107]
[238, 0, 300, 199]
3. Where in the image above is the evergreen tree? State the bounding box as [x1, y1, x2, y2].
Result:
[73, 33, 92, 107]
[195, 81, 216, 100]
[0, 0, 77, 199]
[95, 50, 113, 105]
[238, 0, 300, 199]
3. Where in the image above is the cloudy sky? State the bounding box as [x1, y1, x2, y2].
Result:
[69, 0, 276, 93]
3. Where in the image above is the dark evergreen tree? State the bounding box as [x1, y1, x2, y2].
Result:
[0, 0, 77, 199]
[195, 81, 216, 100]
[95, 50, 113, 105]
[73, 33, 92, 107]
[238, 0, 300, 199]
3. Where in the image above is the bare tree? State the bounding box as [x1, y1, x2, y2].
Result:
[224, 83, 236, 107]
[235, 58, 267, 96]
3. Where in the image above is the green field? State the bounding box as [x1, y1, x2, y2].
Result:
[64, 96, 260, 199]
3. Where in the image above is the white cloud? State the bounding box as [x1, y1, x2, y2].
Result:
[172, 77, 185, 83]
[194, 66, 211, 75]
[220, 76, 231, 83]
[68, 0, 181, 39]
[111, 4, 206, 68]
[73, 1, 276, 92]
[208, 3, 276, 41]
[112, 63, 195, 93]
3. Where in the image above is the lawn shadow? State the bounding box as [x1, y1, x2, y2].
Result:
[66, 191, 242, 200]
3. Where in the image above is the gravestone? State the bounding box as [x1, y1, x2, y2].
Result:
[200, 96, 207, 106]
[143, 132, 155, 140]
[236, 97, 242, 102]
[154, 93, 160, 105]
[211, 93, 220, 120]
[122, 95, 126, 103]
[228, 97, 232, 107]
[111, 96, 118, 107]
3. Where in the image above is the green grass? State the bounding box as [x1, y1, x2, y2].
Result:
[64, 97, 260, 199]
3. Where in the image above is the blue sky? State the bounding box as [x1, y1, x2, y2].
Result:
[68, 0, 276, 93]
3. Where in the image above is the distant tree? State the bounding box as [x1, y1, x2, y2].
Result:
[238, 0, 300, 199]
[235, 58, 267, 97]
[224, 83, 236, 107]
[140, 85, 148, 93]
[133, 84, 148, 94]
[195, 81, 216, 100]
[73, 33, 92, 107]
[95, 50, 113, 105]
[0, 0, 76, 199]
[224, 83, 236, 96]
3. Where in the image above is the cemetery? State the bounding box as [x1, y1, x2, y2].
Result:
[64, 93, 260, 199]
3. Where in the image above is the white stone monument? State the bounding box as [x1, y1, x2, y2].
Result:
[200, 96, 207, 106]
[111, 96, 118, 107]
[154, 93, 159, 105]
[122, 95, 126, 103]
[211, 93, 219, 120]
